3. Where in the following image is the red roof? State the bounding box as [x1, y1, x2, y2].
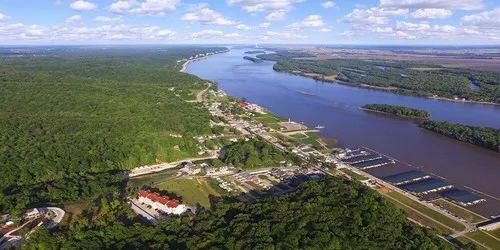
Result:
[139, 189, 181, 208]
[239, 102, 249, 107]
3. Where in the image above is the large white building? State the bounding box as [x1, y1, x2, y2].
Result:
[138, 190, 187, 215]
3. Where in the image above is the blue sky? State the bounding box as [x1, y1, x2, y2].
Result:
[0, 0, 499, 44]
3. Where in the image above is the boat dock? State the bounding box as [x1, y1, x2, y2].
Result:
[383, 170, 431, 186]
[401, 178, 454, 195]
[353, 158, 395, 170]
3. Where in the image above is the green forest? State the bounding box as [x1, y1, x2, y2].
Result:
[243, 56, 264, 63]
[0, 47, 224, 213]
[219, 139, 301, 169]
[24, 177, 452, 250]
[362, 104, 430, 119]
[258, 51, 500, 103]
[419, 121, 500, 152]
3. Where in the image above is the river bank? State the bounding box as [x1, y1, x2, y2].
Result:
[276, 68, 500, 106]
[179, 49, 229, 72]
[359, 107, 430, 120]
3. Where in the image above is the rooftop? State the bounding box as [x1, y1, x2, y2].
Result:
[139, 189, 182, 208]
[383, 170, 430, 184]
[401, 178, 452, 193]
[441, 189, 484, 203]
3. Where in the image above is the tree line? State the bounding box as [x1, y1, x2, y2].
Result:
[362, 104, 430, 119]
[419, 121, 500, 152]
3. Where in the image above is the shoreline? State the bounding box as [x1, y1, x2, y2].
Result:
[278, 69, 500, 106]
[359, 107, 430, 120]
[179, 49, 229, 73]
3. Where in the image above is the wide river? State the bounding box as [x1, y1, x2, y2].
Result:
[186, 48, 500, 216]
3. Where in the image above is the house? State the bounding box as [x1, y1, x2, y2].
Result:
[239, 102, 249, 108]
[138, 190, 187, 215]
[25, 208, 42, 219]
[181, 162, 201, 174]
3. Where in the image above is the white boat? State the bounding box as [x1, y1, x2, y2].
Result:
[315, 125, 325, 129]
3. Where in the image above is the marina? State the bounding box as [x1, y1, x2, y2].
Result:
[352, 158, 395, 170]
[401, 178, 454, 195]
[442, 189, 486, 207]
[383, 170, 431, 186]
[342, 154, 382, 164]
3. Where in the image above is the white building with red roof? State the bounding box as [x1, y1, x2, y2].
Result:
[138, 190, 187, 215]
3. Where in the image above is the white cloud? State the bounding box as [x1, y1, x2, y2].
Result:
[318, 27, 332, 32]
[235, 24, 252, 30]
[286, 15, 324, 30]
[0, 13, 10, 21]
[462, 8, 500, 28]
[109, 0, 179, 16]
[320, 1, 335, 8]
[182, 8, 234, 25]
[375, 27, 393, 33]
[343, 8, 408, 29]
[185, 3, 209, 11]
[65, 15, 82, 23]
[261, 31, 307, 40]
[54, 0, 62, 5]
[266, 11, 286, 21]
[70, 0, 97, 11]
[228, 0, 304, 21]
[393, 31, 417, 39]
[410, 8, 452, 19]
[189, 29, 243, 40]
[259, 22, 270, 28]
[396, 21, 431, 31]
[93, 16, 123, 22]
[379, 0, 484, 11]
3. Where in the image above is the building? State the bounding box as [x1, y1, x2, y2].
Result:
[181, 162, 200, 175]
[138, 190, 187, 215]
[25, 208, 42, 219]
[401, 178, 453, 195]
[382, 170, 431, 186]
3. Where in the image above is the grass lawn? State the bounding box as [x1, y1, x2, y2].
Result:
[386, 191, 466, 232]
[432, 199, 487, 224]
[156, 178, 221, 207]
[391, 201, 452, 235]
[246, 181, 264, 190]
[489, 228, 500, 239]
[465, 230, 500, 250]
[292, 132, 322, 147]
[456, 236, 488, 250]
[254, 116, 280, 124]
[341, 169, 368, 181]
[288, 133, 309, 139]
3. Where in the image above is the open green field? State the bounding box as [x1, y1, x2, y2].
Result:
[490, 228, 500, 239]
[255, 116, 281, 124]
[465, 230, 500, 250]
[456, 236, 488, 250]
[341, 169, 368, 181]
[291, 132, 322, 147]
[386, 191, 466, 232]
[128, 169, 179, 188]
[408, 67, 443, 71]
[288, 133, 309, 139]
[391, 201, 452, 235]
[432, 199, 487, 224]
[156, 178, 221, 207]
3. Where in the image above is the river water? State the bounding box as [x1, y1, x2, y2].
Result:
[186, 48, 500, 216]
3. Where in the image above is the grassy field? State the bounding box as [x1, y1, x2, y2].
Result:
[156, 178, 221, 207]
[465, 230, 500, 250]
[255, 116, 281, 124]
[432, 199, 487, 224]
[128, 169, 179, 188]
[292, 132, 322, 147]
[386, 191, 466, 232]
[341, 169, 368, 181]
[489, 228, 500, 239]
[456, 236, 488, 250]
[391, 201, 452, 235]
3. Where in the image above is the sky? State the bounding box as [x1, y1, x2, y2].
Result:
[0, 0, 499, 45]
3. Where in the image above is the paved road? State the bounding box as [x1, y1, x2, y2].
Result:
[129, 150, 218, 178]
[196, 82, 212, 103]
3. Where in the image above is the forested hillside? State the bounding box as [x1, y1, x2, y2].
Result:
[25, 177, 452, 250]
[0, 47, 224, 213]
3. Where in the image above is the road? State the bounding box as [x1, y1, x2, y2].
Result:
[196, 82, 212, 103]
[129, 150, 218, 178]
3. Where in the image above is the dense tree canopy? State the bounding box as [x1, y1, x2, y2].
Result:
[419, 121, 500, 152]
[24, 177, 452, 250]
[219, 139, 301, 169]
[362, 104, 430, 119]
[0, 47, 225, 213]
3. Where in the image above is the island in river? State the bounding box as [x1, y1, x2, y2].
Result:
[362, 104, 430, 119]
[243, 56, 264, 63]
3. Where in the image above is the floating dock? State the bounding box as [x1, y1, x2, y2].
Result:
[382, 170, 431, 186]
[353, 158, 395, 170]
[343, 154, 382, 164]
[441, 189, 486, 207]
[401, 178, 454, 195]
